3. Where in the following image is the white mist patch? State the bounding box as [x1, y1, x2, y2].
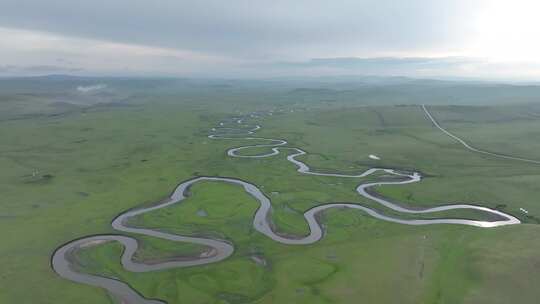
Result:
[369, 154, 381, 160]
[77, 84, 107, 93]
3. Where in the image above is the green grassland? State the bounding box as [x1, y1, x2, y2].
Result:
[1, 79, 540, 304]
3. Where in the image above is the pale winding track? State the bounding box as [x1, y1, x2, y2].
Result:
[51, 113, 520, 304]
[422, 104, 540, 164]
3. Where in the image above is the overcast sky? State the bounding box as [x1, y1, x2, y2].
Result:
[1, 0, 539, 80]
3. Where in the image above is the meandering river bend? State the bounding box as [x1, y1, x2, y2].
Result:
[52, 113, 520, 304]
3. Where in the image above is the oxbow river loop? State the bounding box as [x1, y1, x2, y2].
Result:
[52, 113, 520, 304]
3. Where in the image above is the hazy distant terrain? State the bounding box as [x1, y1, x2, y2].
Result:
[2, 76, 540, 122]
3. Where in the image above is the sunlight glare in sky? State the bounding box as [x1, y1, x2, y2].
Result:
[469, 0, 540, 62]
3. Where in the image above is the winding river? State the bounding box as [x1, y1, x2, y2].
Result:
[51, 113, 520, 304]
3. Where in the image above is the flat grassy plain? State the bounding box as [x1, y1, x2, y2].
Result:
[1, 82, 540, 304]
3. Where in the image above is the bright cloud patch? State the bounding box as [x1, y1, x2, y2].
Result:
[76, 84, 107, 93]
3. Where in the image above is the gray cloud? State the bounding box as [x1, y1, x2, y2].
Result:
[0, 0, 482, 59]
[271, 56, 540, 81]
[282, 57, 475, 68]
[0, 64, 83, 75]
[1, 1, 539, 80]
[273, 57, 478, 76]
